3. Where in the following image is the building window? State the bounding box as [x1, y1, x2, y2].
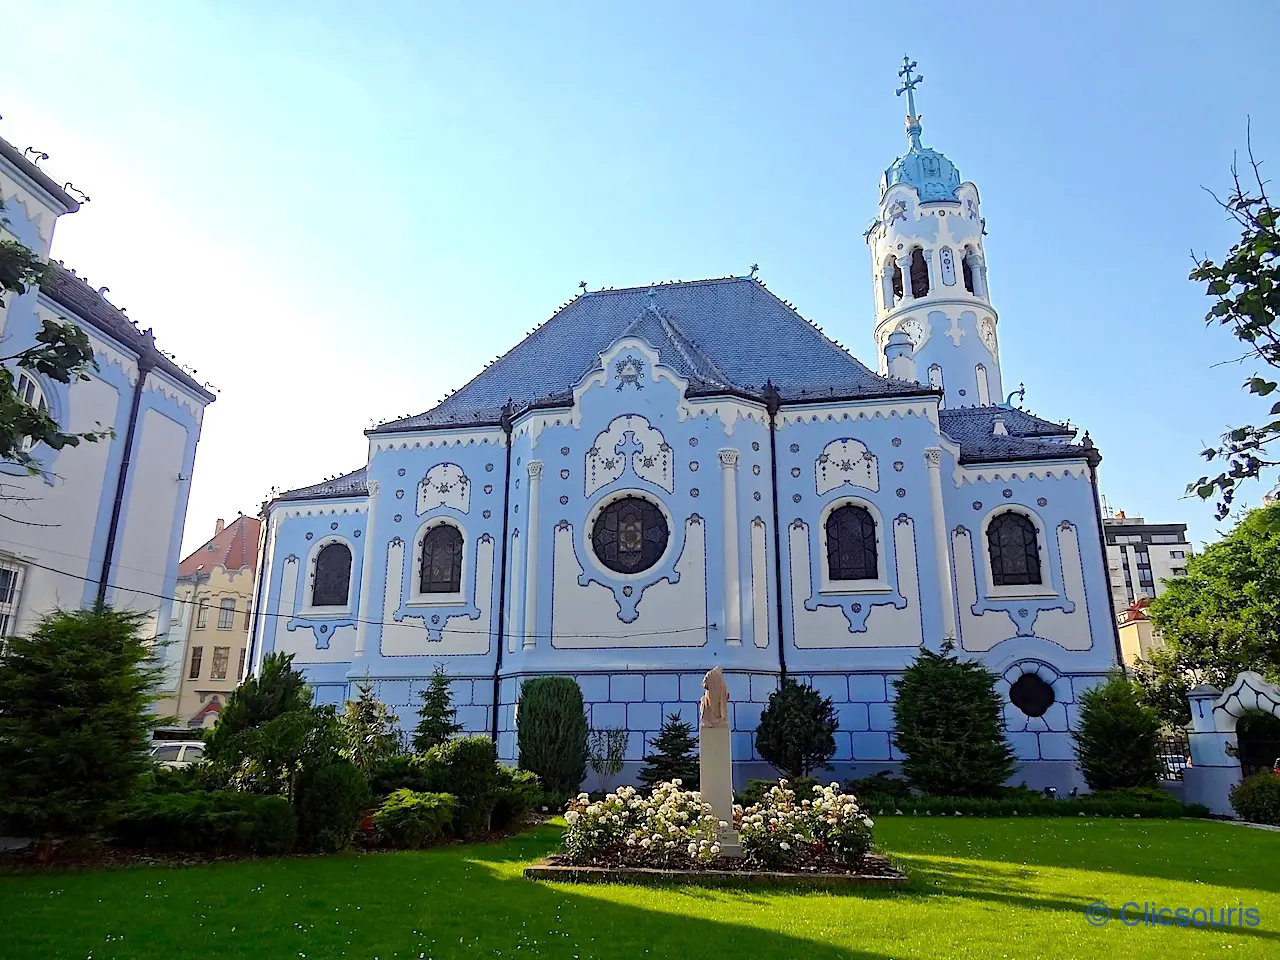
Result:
[16, 373, 48, 452]
[1009, 673, 1055, 717]
[987, 511, 1042, 586]
[591, 496, 669, 574]
[188, 646, 203, 679]
[909, 248, 930, 298]
[824, 504, 879, 581]
[217, 598, 236, 630]
[237, 647, 247, 681]
[419, 524, 464, 594]
[211, 646, 230, 680]
[196, 600, 209, 628]
[1170, 550, 1185, 559]
[312, 542, 352, 607]
[244, 602, 252, 630]
[0, 562, 23, 653]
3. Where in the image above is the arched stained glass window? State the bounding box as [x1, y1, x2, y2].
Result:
[420, 524, 463, 594]
[825, 504, 878, 581]
[592, 497, 668, 574]
[987, 512, 1042, 586]
[312, 542, 352, 606]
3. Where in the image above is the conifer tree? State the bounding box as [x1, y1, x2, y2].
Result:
[637, 713, 700, 789]
[340, 678, 402, 770]
[413, 665, 462, 753]
[755, 679, 838, 779]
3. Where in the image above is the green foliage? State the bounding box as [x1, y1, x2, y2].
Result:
[340, 678, 403, 770]
[214, 705, 344, 800]
[1187, 144, 1280, 519]
[0, 606, 163, 843]
[637, 713, 700, 790]
[1073, 674, 1165, 791]
[587, 727, 629, 792]
[845, 771, 912, 801]
[754, 679, 838, 779]
[412, 665, 463, 753]
[294, 760, 372, 853]
[517, 676, 588, 797]
[491, 767, 541, 831]
[852, 787, 1198, 819]
[372, 789, 457, 848]
[367, 754, 434, 799]
[0, 220, 110, 471]
[1230, 772, 1280, 825]
[736, 776, 818, 808]
[1134, 503, 1280, 726]
[115, 790, 296, 855]
[426, 735, 501, 838]
[893, 645, 1015, 797]
[206, 652, 312, 761]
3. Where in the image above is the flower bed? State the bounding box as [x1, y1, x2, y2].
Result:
[532, 778, 905, 887]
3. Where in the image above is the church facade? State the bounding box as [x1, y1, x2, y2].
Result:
[251, 71, 1119, 790]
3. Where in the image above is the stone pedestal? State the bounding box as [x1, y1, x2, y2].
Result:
[699, 723, 743, 859]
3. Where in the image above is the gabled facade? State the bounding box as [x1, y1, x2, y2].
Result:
[251, 67, 1119, 790]
[0, 135, 214, 682]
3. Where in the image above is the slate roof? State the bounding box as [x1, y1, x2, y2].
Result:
[178, 515, 262, 578]
[40, 262, 215, 402]
[275, 466, 368, 502]
[372, 277, 932, 433]
[938, 405, 1091, 465]
[0, 135, 80, 211]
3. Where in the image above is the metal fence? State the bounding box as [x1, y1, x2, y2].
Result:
[1157, 733, 1190, 781]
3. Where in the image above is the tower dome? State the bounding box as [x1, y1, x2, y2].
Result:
[881, 118, 961, 201]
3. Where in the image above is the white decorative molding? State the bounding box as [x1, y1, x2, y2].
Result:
[512, 411, 579, 447]
[354, 476, 382, 657]
[719, 448, 741, 645]
[749, 518, 769, 649]
[945, 312, 965, 347]
[1029, 522, 1092, 650]
[550, 518, 707, 648]
[506, 529, 523, 652]
[416, 462, 471, 515]
[381, 535, 493, 657]
[816, 438, 879, 495]
[0, 178, 54, 246]
[677, 398, 768, 436]
[273, 501, 369, 521]
[574, 337, 689, 409]
[953, 461, 1090, 487]
[924, 447, 957, 640]
[978, 316, 998, 357]
[862, 516, 924, 646]
[144, 370, 208, 421]
[777, 399, 937, 431]
[585, 415, 673, 494]
[523, 461, 543, 649]
[787, 522, 856, 646]
[370, 429, 506, 455]
[954, 527, 1016, 652]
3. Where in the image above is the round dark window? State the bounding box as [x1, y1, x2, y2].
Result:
[591, 496, 669, 574]
[1009, 673, 1055, 718]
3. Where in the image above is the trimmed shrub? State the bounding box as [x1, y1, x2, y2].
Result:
[517, 677, 588, 798]
[1073, 674, 1164, 791]
[852, 786, 1197, 819]
[372, 790, 457, 848]
[845, 771, 911, 802]
[492, 767, 541, 830]
[115, 791, 296, 855]
[754, 680, 838, 779]
[637, 713, 700, 790]
[893, 646, 1014, 797]
[367, 754, 435, 799]
[426, 735, 501, 837]
[1230, 773, 1280, 825]
[206, 652, 311, 761]
[294, 760, 372, 852]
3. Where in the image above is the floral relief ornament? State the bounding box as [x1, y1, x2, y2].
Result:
[614, 354, 645, 391]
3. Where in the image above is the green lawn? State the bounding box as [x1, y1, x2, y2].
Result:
[2, 818, 1277, 959]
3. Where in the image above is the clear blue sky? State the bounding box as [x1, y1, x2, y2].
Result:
[4, 0, 1277, 555]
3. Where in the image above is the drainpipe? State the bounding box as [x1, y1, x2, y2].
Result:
[763, 381, 787, 682]
[1083, 434, 1125, 675]
[490, 401, 516, 741]
[245, 507, 272, 678]
[97, 347, 156, 605]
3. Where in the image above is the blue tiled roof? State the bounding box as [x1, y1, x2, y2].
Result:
[373, 277, 924, 433]
[276, 466, 368, 502]
[939, 406, 1088, 464]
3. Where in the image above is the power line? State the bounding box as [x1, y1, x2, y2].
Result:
[21, 556, 716, 640]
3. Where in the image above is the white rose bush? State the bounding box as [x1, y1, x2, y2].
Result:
[735, 779, 875, 870]
[562, 780, 724, 867]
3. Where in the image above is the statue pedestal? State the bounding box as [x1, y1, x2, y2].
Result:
[699, 723, 743, 859]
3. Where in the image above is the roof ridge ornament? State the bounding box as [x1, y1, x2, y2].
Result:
[896, 55, 924, 147]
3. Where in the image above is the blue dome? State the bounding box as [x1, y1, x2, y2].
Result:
[881, 119, 961, 202]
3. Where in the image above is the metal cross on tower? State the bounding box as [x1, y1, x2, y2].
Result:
[896, 56, 923, 119]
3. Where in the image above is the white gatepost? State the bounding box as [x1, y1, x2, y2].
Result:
[1184, 672, 1280, 817]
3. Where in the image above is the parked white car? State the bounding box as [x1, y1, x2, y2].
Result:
[149, 741, 206, 768]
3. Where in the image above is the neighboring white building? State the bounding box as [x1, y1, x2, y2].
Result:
[1263, 475, 1280, 506]
[1102, 511, 1191, 614]
[0, 134, 214, 688]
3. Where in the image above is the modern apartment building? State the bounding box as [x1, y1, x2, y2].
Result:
[1102, 511, 1192, 614]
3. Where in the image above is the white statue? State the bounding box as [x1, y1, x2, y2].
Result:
[700, 666, 729, 728]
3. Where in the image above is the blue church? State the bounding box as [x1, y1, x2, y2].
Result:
[251, 63, 1119, 791]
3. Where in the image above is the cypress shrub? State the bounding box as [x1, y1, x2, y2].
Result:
[1073, 673, 1164, 791]
[294, 760, 372, 852]
[893, 645, 1015, 797]
[517, 677, 588, 799]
